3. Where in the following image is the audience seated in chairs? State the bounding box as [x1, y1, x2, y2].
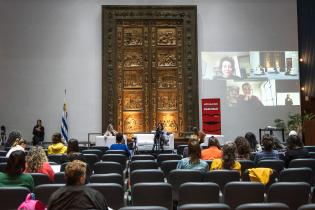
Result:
[176, 139, 209, 172]
[210, 142, 241, 174]
[235, 136, 251, 160]
[47, 160, 109, 210]
[0, 150, 34, 191]
[6, 138, 27, 158]
[201, 136, 222, 160]
[25, 146, 55, 182]
[47, 132, 67, 155]
[110, 133, 130, 157]
[254, 134, 279, 165]
[284, 134, 309, 167]
[1, 130, 315, 210]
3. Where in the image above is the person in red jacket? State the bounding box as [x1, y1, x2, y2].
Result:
[25, 146, 55, 182]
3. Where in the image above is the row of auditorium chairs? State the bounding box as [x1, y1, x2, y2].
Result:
[129, 157, 315, 175]
[2, 143, 315, 155]
[128, 181, 313, 210]
[0, 181, 312, 210]
[0, 145, 108, 153]
[3, 147, 314, 175]
[120, 203, 315, 210]
[0, 183, 124, 210]
[46, 152, 182, 164]
[51, 152, 315, 176]
[1, 158, 313, 185]
[23, 167, 314, 193]
[176, 145, 315, 155]
[1, 156, 315, 183]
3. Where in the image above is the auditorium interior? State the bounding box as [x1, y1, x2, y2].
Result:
[1, 0, 315, 209]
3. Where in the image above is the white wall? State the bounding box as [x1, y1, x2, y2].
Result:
[0, 0, 299, 143]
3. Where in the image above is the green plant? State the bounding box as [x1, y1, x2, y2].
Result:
[275, 111, 315, 136]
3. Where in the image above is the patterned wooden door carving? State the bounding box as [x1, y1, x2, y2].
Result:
[102, 6, 198, 137]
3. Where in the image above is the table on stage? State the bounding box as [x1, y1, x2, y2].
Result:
[95, 135, 127, 147]
[133, 133, 174, 151]
[259, 128, 285, 143]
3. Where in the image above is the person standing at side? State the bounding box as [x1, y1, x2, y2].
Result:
[32, 119, 45, 146]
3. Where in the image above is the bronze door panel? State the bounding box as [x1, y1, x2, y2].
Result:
[103, 6, 199, 137]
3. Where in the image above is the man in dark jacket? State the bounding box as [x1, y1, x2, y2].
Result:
[47, 160, 108, 210]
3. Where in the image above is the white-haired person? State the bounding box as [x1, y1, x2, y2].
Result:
[6, 138, 27, 158]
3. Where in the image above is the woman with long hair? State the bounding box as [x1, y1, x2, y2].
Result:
[210, 142, 241, 174]
[234, 136, 251, 160]
[0, 150, 34, 191]
[67, 138, 81, 161]
[244, 132, 261, 152]
[176, 139, 208, 172]
[284, 134, 309, 167]
[25, 146, 55, 182]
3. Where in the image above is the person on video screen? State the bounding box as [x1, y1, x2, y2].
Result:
[238, 82, 263, 106]
[215, 57, 240, 80]
[227, 86, 240, 107]
[285, 94, 293, 106]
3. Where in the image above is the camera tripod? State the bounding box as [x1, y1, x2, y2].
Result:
[132, 137, 138, 155]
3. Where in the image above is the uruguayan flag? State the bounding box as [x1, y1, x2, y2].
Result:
[61, 102, 69, 142]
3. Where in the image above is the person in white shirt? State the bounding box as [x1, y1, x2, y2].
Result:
[6, 138, 27, 158]
[104, 124, 118, 136]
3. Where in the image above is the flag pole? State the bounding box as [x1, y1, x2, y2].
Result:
[61, 89, 69, 143]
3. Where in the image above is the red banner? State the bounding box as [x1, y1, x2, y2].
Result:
[202, 98, 221, 134]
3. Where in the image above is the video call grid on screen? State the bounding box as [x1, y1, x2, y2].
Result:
[201, 51, 300, 107]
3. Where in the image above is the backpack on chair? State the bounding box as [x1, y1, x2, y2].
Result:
[18, 193, 46, 210]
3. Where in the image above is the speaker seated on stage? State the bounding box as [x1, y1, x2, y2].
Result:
[152, 123, 169, 151]
[104, 123, 118, 136]
[109, 133, 130, 157]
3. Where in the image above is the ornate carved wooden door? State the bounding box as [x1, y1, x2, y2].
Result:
[102, 6, 198, 137]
